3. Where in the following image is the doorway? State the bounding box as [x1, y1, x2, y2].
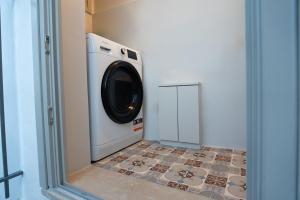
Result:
[35, 0, 300, 200]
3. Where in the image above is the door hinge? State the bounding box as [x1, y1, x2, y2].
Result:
[45, 35, 50, 55]
[48, 106, 54, 126]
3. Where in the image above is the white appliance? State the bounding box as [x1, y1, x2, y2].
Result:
[87, 33, 143, 161]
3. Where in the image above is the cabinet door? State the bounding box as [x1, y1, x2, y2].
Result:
[178, 86, 200, 144]
[158, 87, 178, 141]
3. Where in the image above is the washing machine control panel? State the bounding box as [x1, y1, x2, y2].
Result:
[121, 48, 138, 61]
[127, 49, 138, 60]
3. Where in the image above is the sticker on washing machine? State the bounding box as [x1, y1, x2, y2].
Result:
[133, 118, 143, 132]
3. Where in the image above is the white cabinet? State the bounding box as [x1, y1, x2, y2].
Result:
[158, 83, 201, 145]
[178, 86, 200, 144]
[158, 87, 178, 141]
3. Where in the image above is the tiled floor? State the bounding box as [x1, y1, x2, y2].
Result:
[94, 140, 247, 200]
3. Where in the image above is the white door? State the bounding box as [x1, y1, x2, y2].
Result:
[177, 86, 200, 144]
[158, 86, 178, 141]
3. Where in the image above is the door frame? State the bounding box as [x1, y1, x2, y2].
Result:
[246, 0, 299, 199]
[245, 0, 263, 198]
[33, 0, 300, 200]
[34, 0, 100, 199]
[297, 0, 300, 199]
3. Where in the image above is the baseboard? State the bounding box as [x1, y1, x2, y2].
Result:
[203, 144, 246, 151]
[160, 140, 201, 149]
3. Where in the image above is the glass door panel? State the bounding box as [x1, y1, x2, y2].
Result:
[0, 2, 23, 199]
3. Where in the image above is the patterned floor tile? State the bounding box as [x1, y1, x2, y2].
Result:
[226, 175, 247, 199]
[164, 164, 207, 186]
[150, 164, 170, 173]
[171, 148, 186, 156]
[184, 159, 203, 167]
[232, 155, 247, 168]
[167, 181, 189, 191]
[119, 155, 157, 173]
[183, 150, 216, 162]
[215, 155, 232, 162]
[94, 140, 247, 199]
[205, 174, 228, 188]
[142, 152, 158, 158]
[111, 155, 128, 162]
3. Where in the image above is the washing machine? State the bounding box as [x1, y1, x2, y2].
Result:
[87, 33, 143, 161]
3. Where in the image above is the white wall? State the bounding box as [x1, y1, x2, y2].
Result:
[93, 0, 246, 149]
[95, 0, 137, 13]
[61, 0, 91, 174]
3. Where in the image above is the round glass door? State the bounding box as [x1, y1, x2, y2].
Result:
[101, 60, 143, 124]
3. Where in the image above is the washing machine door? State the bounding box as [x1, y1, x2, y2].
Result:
[101, 60, 143, 124]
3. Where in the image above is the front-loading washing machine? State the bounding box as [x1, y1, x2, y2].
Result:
[87, 33, 143, 161]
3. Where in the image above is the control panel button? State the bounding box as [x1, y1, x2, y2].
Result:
[121, 48, 126, 55]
